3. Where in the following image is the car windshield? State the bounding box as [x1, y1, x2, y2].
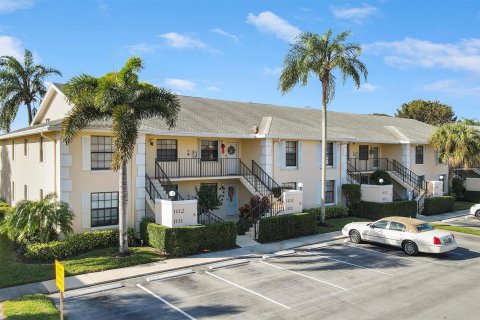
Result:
[415, 223, 435, 232]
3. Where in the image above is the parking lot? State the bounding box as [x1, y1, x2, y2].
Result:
[443, 214, 480, 229]
[55, 232, 480, 320]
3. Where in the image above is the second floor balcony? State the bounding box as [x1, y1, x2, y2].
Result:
[156, 157, 243, 179]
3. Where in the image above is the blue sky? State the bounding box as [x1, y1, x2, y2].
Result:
[1, 0, 480, 130]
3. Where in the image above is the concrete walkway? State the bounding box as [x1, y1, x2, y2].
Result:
[0, 231, 343, 302]
[417, 209, 470, 222]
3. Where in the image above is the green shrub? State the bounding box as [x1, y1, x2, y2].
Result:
[141, 220, 237, 257]
[257, 212, 317, 243]
[342, 184, 361, 208]
[25, 228, 137, 261]
[304, 206, 349, 219]
[452, 178, 465, 199]
[0, 202, 11, 221]
[352, 200, 417, 220]
[423, 196, 454, 216]
[370, 170, 392, 185]
[465, 191, 480, 202]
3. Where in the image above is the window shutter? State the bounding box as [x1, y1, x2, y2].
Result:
[276, 141, 281, 167]
[82, 193, 91, 229]
[316, 179, 322, 205]
[333, 143, 340, 168]
[316, 142, 323, 167]
[281, 141, 286, 168]
[336, 179, 341, 204]
[82, 136, 91, 171]
[298, 142, 303, 168]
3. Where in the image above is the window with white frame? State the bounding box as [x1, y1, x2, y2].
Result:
[325, 180, 335, 204]
[156, 139, 177, 161]
[285, 141, 297, 167]
[91, 192, 119, 227]
[325, 142, 334, 166]
[201, 140, 218, 161]
[415, 145, 424, 165]
[91, 136, 113, 170]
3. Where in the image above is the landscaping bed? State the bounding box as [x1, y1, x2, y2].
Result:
[432, 224, 480, 236]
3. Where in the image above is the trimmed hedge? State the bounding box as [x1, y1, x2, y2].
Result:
[423, 196, 454, 216]
[0, 202, 11, 221]
[140, 220, 237, 257]
[25, 228, 136, 261]
[304, 206, 349, 219]
[342, 184, 361, 207]
[257, 212, 317, 243]
[352, 200, 417, 220]
[465, 191, 480, 203]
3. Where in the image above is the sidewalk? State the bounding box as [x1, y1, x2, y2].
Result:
[0, 231, 343, 302]
[417, 209, 470, 222]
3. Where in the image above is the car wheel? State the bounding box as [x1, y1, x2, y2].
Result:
[402, 241, 418, 256]
[349, 230, 362, 244]
[476, 210, 480, 219]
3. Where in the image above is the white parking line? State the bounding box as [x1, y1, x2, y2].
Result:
[259, 260, 348, 291]
[136, 284, 197, 320]
[205, 271, 291, 309]
[303, 252, 395, 276]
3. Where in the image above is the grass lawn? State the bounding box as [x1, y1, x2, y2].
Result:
[453, 201, 475, 212]
[1, 294, 58, 320]
[0, 235, 164, 289]
[316, 217, 370, 234]
[432, 224, 480, 236]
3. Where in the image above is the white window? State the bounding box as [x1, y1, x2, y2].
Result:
[91, 136, 113, 170]
[285, 141, 297, 167]
[91, 192, 119, 227]
[415, 146, 424, 165]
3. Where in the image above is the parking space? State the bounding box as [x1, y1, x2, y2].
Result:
[56, 236, 480, 320]
[443, 215, 480, 229]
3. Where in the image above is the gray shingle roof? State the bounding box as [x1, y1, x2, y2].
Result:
[1, 84, 437, 144]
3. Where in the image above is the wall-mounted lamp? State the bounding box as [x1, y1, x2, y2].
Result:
[439, 175, 444, 181]
[379, 178, 384, 185]
[150, 139, 154, 146]
[169, 190, 176, 200]
[298, 182, 304, 191]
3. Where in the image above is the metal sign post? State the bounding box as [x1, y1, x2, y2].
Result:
[55, 260, 65, 320]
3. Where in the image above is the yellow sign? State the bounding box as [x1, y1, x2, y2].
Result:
[55, 260, 65, 293]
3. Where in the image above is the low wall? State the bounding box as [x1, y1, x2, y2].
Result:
[282, 190, 303, 214]
[361, 184, 393, 203]
[156, 199, 198, 227]
[466, 178, 480, 191]
[429, 181, 444, 197]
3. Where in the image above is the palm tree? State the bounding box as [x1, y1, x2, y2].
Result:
[0, 193, 74, 244]
[61, 57, 180, 254]
[0, 49, 62, 131]
[430, 122, 480, 191]
[279, 30, 367, 223]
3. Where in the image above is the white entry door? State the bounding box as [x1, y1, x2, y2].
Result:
[225, 142, 239, 175]
[226, 184, 238, 215]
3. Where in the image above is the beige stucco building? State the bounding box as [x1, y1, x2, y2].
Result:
[0, 84, 448, 234]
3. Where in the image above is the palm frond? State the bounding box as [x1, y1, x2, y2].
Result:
[133, 86, 180, 128]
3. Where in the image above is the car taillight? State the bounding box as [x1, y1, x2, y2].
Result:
[433, 237, 441, 245]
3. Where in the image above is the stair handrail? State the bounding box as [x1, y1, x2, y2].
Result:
[346, 162, 362, 185]
[145, 173, 162, 201]
[251, 160, 282, 192]
[388, 159, 428, 192]
[239, 160, 270, 196]
[197, 205, 225, 225]
[155, 159, 184, 200]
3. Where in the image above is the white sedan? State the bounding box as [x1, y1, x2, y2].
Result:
[469, 204, 480, 218]
[342, 216, 457, 256]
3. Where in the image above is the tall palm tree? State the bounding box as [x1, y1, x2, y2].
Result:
[430, 122, 480, 191]
[279, 30, 367, 223]
[61, 57, 180, 254]
[0, 49, 62, 131]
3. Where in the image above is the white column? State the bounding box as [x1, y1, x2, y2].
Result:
[56, 133, 72, 203]
[134, 134, 146, 234]
[340, 143, 348, 184]
[260, 138, 273, 176]
[402, 143, 411, 169]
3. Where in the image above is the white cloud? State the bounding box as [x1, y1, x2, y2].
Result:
[207, 86, 220, 92]
[159, 32, 206, 49]
[211, 28, 240, 43]
[264, 66, 282, 76]
[422, 79, 480, 97]
[331, 4, 378, 22]
[164, 78, 197, 93]
[0, 0, 33, 13]
[126, 43, 156, 55]
[0, 35, 23, 59]
[246, 11, 301, 43]
[366, 37, 480, 74]
[354, 83, 380, 93]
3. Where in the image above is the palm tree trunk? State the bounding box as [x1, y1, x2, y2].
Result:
[320, 82, 328, 224]
[119, 162, 128, 254]
[26, 102, 33, 126]
[447, 164, 454, 194]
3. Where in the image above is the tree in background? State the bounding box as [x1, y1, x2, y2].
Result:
[279, 30, 367, 224]
[0, 50, 62, 131]
[430, 122, 480, 191]
[61, 57, 180, 255]
[395, 100, 456, 126]
[460, 117, 480, 126]
[0, 193, 73, 244]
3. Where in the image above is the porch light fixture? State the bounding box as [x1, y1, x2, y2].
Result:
[298, 182, 303, 191]
[169, 190, 176, 200]
[150, 139, 154, 146]
[379, 178, 384, 185]
[439, 175, 444, 181]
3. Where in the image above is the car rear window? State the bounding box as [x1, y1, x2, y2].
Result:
[415, 223, 435, 232]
